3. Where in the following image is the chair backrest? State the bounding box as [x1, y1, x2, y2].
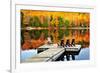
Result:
[71, 39, 75, 46]
[60, 40, 64, 47]
[66, 39, 70, 47]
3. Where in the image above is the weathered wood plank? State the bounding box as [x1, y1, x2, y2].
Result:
[24, 48, 64, 62]
[23, 44, 81, 62]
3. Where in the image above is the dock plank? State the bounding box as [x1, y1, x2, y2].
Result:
[23, 44, 81, 62]
[24, 48, 64, 62]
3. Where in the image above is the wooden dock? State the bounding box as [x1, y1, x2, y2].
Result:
[23, 48, 64, 62]
[23, 44, 81, 62]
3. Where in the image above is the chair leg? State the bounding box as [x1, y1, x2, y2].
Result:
[72, 55, 75, 60]
[66, 55, 70, 61]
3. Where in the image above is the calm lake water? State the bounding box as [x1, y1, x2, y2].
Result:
[21, 29, 90, 48]
[21, 48, 89, 62]
[21, 29, 90, 62]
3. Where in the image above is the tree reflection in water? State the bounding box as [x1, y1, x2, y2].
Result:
[21, 29, 89, 50]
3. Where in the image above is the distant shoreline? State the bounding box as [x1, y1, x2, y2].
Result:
[21, 27, 89, 30]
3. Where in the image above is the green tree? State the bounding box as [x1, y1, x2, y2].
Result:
[65, 29, 69, 36]
[64, 20, 69, 27]
[30, 16, 41, 27]
[29, 17, 34, 27]
[58, 16, 64, 27]
[41, 30, 48, 38]
[33, 16, 41, 27]
[42, 16, 48, 27]
[33, 30, 41, 39]
[58, 29, 64, 39]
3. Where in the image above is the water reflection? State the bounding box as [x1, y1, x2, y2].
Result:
[21, 29, 89, 50]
